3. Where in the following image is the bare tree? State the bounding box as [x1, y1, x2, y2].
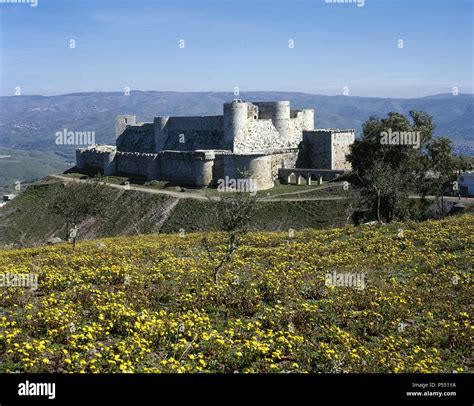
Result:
[202, 182, 257, 284]
[340, 182, 361, 226]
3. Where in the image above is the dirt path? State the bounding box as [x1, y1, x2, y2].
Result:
[48, 175, 474, 205]
[155, 198, 180, 231]
[49, 174, 208, 200]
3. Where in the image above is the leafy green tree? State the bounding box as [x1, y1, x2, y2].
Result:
[349, 110, 465, 222]
[422, 137, 458, 217]
[348, 111, 449, 222]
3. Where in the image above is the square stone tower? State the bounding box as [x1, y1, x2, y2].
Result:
[303, 129, 355, 170]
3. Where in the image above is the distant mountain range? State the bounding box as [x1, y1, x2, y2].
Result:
[1, 91, 473, 158]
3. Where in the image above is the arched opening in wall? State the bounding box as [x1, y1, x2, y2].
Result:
[287, 173, 296, 184]
[301, 174, 309, 186]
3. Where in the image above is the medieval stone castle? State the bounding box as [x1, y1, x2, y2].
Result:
[76, 100, 355, 190]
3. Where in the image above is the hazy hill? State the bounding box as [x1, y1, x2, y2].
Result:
[0, 148, 72, 193]
[1, 91, 473, 154]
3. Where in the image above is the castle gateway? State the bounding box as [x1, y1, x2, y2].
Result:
[76, 100, 355, 190]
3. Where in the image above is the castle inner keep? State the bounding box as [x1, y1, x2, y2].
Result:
[76, 100, 355, 190]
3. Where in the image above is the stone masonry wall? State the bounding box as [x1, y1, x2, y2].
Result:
[270, 151, 299, 180]
[160, 116, 225, 151]
[77, 150, 106, 169]
[234, 116, 308, 153]
[117, 116, 225, 153]
[303, 131, 332, 169]
[303, 130, 354, 170]
[222, 154, 274, 190]
[76, 147, 117, 173]
[116, 152, 153, 177]
[159, 151, 200, 183]
[331, 131, 355, 170]
[115, 102, 315, 155]
[116, 123, 155, 153]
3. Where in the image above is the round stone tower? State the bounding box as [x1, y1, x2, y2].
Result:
[153, 116, 170, 152]
[272, 101, 291, 139]
[194, 150, 215, 187]
[301, 109, 315, 131]
[224, 100, 249, 152]
[254, 101, 291, 139]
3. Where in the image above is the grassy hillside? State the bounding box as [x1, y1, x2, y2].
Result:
[0, 182, 178, 247]
[0, 181, 349, 247]
[161, 197, 347, 233]
[0, 215, 471, 373]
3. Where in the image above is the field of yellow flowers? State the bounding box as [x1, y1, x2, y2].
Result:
[0, 215, 472, 373]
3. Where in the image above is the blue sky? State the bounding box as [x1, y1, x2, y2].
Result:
[0, 0, 472, 97]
